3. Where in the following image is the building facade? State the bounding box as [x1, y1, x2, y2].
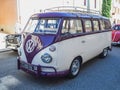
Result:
[0, 0, 103, 34]
[63, 0, 102, 12]
[0, 0, 17, 34]
[111, 0, 120, 24]
[17, 0, 103, 33]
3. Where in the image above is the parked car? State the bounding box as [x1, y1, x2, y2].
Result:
[112, 24, 120, 45]
[5, 34, 21, 51]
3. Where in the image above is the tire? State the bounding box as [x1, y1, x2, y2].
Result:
[68, 57, 82, 78]
[12, 49, 18, 52]
[99, 48, 108, 58]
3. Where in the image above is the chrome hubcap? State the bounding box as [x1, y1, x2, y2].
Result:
[103, 49, 108, 56]
[71, 59, 80, 75]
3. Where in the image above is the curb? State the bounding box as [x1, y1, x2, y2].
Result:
[0, 48, 12, 53]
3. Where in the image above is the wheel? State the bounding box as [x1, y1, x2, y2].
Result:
[68, 57, 82, 78]
[99, 48, 108, 58]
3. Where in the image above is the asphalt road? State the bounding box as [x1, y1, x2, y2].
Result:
[0, 46, 120, 90]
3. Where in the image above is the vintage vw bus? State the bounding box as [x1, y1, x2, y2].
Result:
[17, 6, 112, 78]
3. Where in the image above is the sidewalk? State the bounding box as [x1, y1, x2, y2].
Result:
[0, 48, 11, 53]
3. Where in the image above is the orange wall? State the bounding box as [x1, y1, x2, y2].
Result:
[0, 0, 17, 34]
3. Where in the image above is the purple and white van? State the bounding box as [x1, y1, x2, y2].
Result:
[17, 7, 112, 78]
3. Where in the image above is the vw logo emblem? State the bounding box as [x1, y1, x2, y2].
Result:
[26, 39, 36, 53]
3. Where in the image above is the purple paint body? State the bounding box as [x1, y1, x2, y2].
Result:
[23, 34, 56, 64]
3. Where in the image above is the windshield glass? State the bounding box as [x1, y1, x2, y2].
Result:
[24, 18, 60, 34]
[113, 25, 120, 30]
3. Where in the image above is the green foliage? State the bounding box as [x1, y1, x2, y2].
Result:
[102, 0, 112, 17]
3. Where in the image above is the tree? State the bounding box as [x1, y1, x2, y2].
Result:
[102, 0, 112, 17]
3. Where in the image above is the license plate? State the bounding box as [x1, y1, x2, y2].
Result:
[21, 62, 37, 71]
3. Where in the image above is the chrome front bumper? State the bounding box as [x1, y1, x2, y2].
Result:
[17, 59, 69, 77]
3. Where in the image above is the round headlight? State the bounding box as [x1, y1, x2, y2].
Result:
[41, 53, 52, 63]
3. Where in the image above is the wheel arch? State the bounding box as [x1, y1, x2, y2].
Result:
[67, 55, 83, 78]
[75, 56, 83, 64]
[69, 55, 83, 69]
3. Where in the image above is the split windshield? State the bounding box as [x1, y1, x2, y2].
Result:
[24, 18, 60, 34]
[113, 25, 120, 30]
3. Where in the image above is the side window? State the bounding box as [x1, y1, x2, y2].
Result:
[100, 20, 105, 30]
[104, 20, 111, 30]
[62, 19, 83, 35]
[69, 20, 83, 34]
[93, 20, 99, 31]
[62, 20, 69, 34]
[100, 19, 111, 30]
[69, 20, 77, 34]
[84, 19, 92, 32]
[76, 20, 83, 33]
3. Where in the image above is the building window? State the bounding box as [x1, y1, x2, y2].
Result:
[94, 0, 96, 8]
[113, 7, 115, 13]
[84, 0, 86, 6]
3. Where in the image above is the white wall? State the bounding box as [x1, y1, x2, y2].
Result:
[17, 0, 102, 31]
[17, 0, 64, 30]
